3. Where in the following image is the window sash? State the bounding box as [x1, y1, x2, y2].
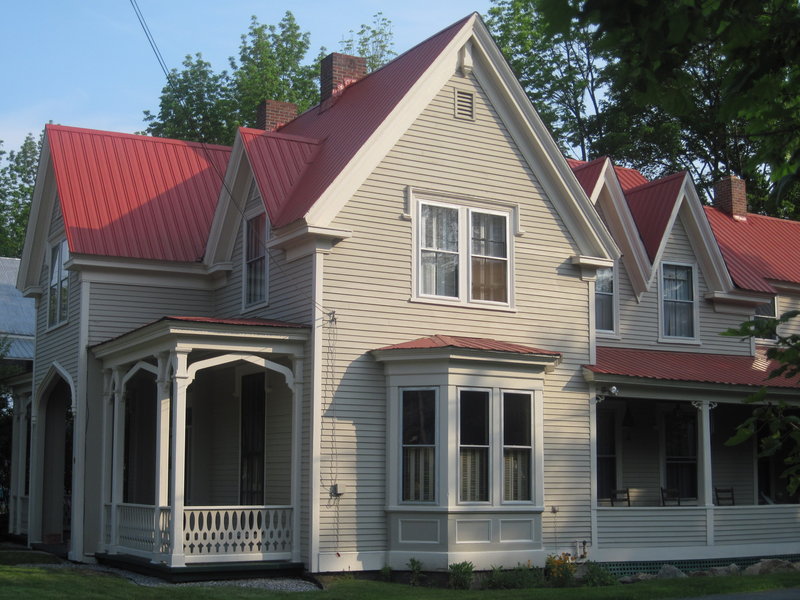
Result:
[48, 240, 69, 327]
[755, 298, 778, 341]
[595, 268, 614, 332]
[245, 214, 267, 306]
[460, 390, 490, 502]
[402, 389, 436, 503]
[662, 264, 694, 337]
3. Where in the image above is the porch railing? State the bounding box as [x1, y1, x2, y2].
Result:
[183, 506, 292, 558]
[714, 504, 800, 545]
[108, 504, 292, 561]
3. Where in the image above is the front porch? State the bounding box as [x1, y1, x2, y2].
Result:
[92, 316, 308, 567]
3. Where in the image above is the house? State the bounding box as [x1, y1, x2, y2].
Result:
[6, 13, 799, 573]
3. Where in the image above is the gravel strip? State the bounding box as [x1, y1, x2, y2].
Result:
[14, 561, 320, 591]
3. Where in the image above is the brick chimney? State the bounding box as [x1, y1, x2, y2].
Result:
[255, 99, 298, 131]
[714, 175, 747, 219]
[320, 53, 367, 102]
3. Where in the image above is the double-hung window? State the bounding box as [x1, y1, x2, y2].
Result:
[661, 263, 695, 338]
[460, 391, 490, 502]
[401, 389, 436, 502]
[48, 239, 69, 327]
[664, 408, 697, 499]
[418, 200, 510, 305]
[754, 297, 779, 342]
[595, 267, 615, 333]
[244, 213, 268, 307]
[503, 393, 532, 501]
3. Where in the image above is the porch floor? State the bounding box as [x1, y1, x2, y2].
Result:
[95, 552, 308, 583]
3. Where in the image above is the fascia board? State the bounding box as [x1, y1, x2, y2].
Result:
[469, 24, 618, 261]
[597, 160, 652, 298]
[372, 347, 561, 371]
[70, 254, 224, 291]
[17, 138, 54, 295]
[204, 133, 248, 268]
[303, 15, 479, 228]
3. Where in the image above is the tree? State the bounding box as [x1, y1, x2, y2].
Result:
[229, 12, 320, 129]
[340, 12, 397, 73]
[567, 0, 800, 213]
[487, 0, 605, 160]
[0, 132, 42, 258]
[725, 311, 800, 495]
[143, 54, 238, 145]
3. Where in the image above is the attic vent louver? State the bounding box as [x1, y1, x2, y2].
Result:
[454, 89, 475, 120]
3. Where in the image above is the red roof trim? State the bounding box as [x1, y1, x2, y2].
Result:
[376, 334, 561, 356]
[587, 346, 799, 389]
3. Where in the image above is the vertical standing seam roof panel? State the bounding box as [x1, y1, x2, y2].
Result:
[704, 206, 800, 292]
[614, 165, 649, 191]
[568, 157, 606, 196]
[47, 124, 231, 262]
[273, 15, 472, 227]
[624, 172, 687, 261]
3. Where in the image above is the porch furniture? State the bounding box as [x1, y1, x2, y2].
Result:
[661, 487, 681, 506]
[610, 488, 631, 507]
[715, 487, 735, 505]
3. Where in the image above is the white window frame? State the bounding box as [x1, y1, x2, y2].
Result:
[501, 390, 534, 504]
[414, 197, 514, 309]
[658, 261, 699, 343]
[595, 264, 618, 337]
[47, 238, 70, 329]
[242, 210, 269, 310]
[458, 387, 492, 504]
[399, 387, 438, 504]
[754, 296, 779, 343]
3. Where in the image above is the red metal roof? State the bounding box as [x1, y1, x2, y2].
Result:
[588, 346, 799, 389]
[704, 206, 800, 293]
[239, 129, 321, 224]
[625, 172, 687, 261]
[614, 165, 648, 191]
[569, 157, 606, 196]
[376, 334, 561, 356]
[270, 15, 472, 227]
[47, 124, 231, 262]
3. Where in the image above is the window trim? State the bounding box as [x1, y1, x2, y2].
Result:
[458, 388, 492, 504]
[501, 390, 534, 504]
[658, 261, 700, 343]
[242, 210, 269, 311]
[414, 197, 514, 309]
[595, 264, 618, 337]
[400, 387, 439, 505]
[754, 296, 779, 343]
[47, 238, 70, 330]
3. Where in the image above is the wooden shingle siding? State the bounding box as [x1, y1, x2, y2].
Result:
[87, 283, 213, 345]
[606, 216, 751, 354]
[318, 73, 593, 553]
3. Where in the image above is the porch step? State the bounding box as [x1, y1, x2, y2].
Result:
[95, 552, 308, 583]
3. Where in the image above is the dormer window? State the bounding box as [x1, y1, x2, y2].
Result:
[244, 212, 268, 308]
[48, 239, 69, 327]
[660, 263, 696, 339]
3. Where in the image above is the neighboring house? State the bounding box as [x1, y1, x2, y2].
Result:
[1, 257, 35, 521]
[7, 13, 799, 572]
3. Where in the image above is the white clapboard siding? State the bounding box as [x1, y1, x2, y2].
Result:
[597, 507, 708, 547]
[779, 293, 800, 336]
[714, 505, 800, 544]
[711, 405, 756, 505]
[87, 282, 214, 345]
[604, 216, 752, 355]
[315, 72, 593, 553]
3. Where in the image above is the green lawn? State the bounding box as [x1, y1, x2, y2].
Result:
[0, 567, 799, 600]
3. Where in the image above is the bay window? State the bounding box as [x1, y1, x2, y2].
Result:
[661, 263, 696, 338]
[48, 239, 69, 327]
[402, 389, 436, 502]
[418, 200, 510, 305]
[503, 393, 532, 501]
[459, 391, 490, 502]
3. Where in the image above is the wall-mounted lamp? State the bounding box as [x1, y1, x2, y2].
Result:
[595, 386, 620, 403]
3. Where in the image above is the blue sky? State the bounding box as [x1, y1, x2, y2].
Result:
[1, 1, 493, 151]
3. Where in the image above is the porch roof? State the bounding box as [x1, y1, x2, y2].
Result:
[586, 346, 800, 389]
[375, 334, 561, 356]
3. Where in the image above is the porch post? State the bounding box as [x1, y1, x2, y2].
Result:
[696, 400, 714, 545]
[9, 403, 20, 534]
[167, 350, 189, 567]
[153, 352, 171, 560]
[109, 368, 124, 553]
[291, 355, 304, 563]
[98, 371, 113, 552]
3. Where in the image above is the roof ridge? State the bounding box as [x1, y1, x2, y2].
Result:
[706, 205, 800, 226]
[571, 156, 607, 171]
[626, 170, 687, 194]
[46, 123, 233, 152]
[239, 127, 323, 146]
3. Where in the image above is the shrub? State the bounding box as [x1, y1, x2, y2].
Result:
[448, 561, 474, 589]
[484, 563, 546, 589]
[407, 557, 424, 586]
[379, 564, 392, 582]
[582, 561, 618, 587]
[545, 553, 577, 587]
